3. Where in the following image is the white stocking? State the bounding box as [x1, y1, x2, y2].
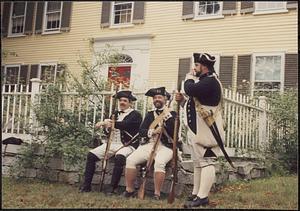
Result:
[197, 165, 215, 198]
[192, 166, 201, 195]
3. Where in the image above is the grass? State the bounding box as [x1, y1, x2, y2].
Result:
[2, 175, 298, 209]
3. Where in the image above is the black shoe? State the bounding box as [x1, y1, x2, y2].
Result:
[79, 186, 91, 193]
[184, 196, 209, 208]
[183, 194, 197, 208]
[122, 190, 136, 198]
[153, 194, 161, 200]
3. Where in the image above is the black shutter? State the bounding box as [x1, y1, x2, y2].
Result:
[219, 56, 234, 88]
[223, 1, 237, 15]
[178, 58, 191, 90]
[29, 64, 39, 80]
[20, 65, 29, 85]
[240, 1, 254, 14]
[35, 2, 45, 34]
[284, 54, 298, 88]
[101, 1, 111, 28]
[182, 1, 194, 20]
[60, 2, 72, 32]
[29, 64, 39, 91]
[237, 55, 252, 94]
[287, 1, 298, 9]
[1, 66, 5, 87]
[24, 2, 35, 35]
[132, 1, 144, 24]
[2, 2, 11, 37]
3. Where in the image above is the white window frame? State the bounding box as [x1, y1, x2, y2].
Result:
[8, 2, 27, 37]
[194, 1, 224, 21]
[251, 53, 285, 96]
[39, 63, 58, 84]
[42, 1, 63, 34]
[110, 1, 134, 28]
[254, 2, 288, 15]
[4, 64, 21, 85]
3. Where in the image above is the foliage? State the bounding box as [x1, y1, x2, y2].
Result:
[14, 46, 126, 174]
[265, 88, 298, 174]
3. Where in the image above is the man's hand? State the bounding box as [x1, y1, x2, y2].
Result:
[95, 121, 104, 129]
[95, 119, 112, 129]
[103, 119, 112, 128]
[175, 91, 184, 103]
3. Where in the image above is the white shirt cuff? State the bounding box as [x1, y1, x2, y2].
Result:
[147, 129, 154, 138]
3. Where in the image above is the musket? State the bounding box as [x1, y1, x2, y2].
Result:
[137, 127, 163, 199]
[138, 95, 174, 200]
[104, 133, 139, 160]
[167, 65, 187, 203]
[99, 86, 119, 192]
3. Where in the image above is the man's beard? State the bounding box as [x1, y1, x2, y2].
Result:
[154, 101, 164, 109]
[195, 70, 202, 77]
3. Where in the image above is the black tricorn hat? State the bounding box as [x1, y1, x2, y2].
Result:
[113, 90, 137, 101]
[193, 53, 216, 68]
[145, 87, 171, 100]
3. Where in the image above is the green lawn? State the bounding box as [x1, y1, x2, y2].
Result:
[2, 175, 298, 209]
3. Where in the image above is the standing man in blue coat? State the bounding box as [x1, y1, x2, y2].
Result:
[176, 53, 225, 208]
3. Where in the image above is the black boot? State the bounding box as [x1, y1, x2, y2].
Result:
[184, 196, 209, 208]
[107, 154, 126, 195]
[183, 194, 197, 207]
[79, 152, 100, 193]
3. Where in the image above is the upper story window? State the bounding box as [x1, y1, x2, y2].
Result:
[9, 2, 27, 36]
[252, 53, 284, 95]
[254, 1, 287, 14]
[44, 1, 62, 32]
[194, 1, 223, 19]
[111, 1, 134, 26]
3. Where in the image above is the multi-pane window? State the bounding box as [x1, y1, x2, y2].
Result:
[255, 1, 286, 12]
[10, 2, 27, 35]
[195, 1, 222, 17]
[4, 66, 20, 85]
[253, 54, 284, 93]
[112, 2, 134, 25]
[44, 1, 62, 32]
[40, 64, 57, 83]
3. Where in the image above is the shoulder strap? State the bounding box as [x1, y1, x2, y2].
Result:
[149, 107, 171, 129]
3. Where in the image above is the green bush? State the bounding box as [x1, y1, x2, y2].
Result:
[266, 88, 298, 174]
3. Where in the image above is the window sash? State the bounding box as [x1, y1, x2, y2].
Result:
[44, 1, 62, 31]
[9, 2, 27, 35]
[195, 1, 222, 17]
[112, 2, 134, 25]
[39, 64, 57, 83]
[252, 54, 284, 94]
[4, 65, 21, 85]
[255, 2, 286, 11]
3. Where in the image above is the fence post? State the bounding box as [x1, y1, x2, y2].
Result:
[29, 78, 41, 133]
[258, 96, 267, 149]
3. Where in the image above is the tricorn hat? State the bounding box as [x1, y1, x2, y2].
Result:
[193, 53, 216, 68]
[145, 87, 171, 100]
[113, 90, 137, 101]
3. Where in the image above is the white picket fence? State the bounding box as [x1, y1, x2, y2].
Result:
[2, 79, 272, 157]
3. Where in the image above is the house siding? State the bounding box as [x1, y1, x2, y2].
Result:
[2, 2, 298, 91]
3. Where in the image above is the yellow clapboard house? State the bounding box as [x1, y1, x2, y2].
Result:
[1, 1, 298, 95]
